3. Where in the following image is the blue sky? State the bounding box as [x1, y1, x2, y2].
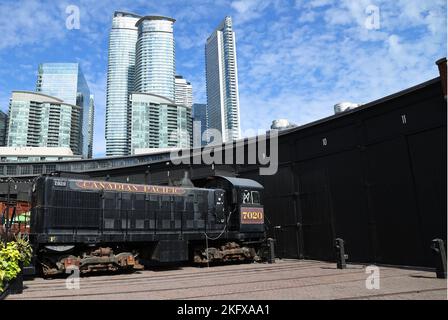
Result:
[0, 0, 446, 157]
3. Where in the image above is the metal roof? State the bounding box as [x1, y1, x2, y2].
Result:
[135, 15, 176, 26]
[214, 176, 264, 189]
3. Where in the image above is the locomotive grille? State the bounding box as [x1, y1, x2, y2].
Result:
[51, 190, 101, 228]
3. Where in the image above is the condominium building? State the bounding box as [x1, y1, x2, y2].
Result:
[6, 91, 83, 155]
[0, 110, 7, 146]
[135, 16, 176, 100]
[36, 62, 92, 158]
[129, 93, 192, 154]
[205, 16, 241, 143]
[105, 11, 141, 156]
[105, 13, 180, 156]
[175, 75, 193, 107]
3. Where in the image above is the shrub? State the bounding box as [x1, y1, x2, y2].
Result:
[0, 237, 32, 293]
[15, 236, 32, 267]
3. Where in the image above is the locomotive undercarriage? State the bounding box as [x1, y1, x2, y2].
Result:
[193, 242, 261, 265]
[38, 246, 143, 277]
[37, 240, 262, 276]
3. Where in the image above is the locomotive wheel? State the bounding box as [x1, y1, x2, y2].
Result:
[193, 242, 258, 265]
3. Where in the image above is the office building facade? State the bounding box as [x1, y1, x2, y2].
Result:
[36, 62, 92, 158]
[175, 75, 193, 107]
[88, 95, 95, 158]
[205, 16, 241, 143]
[192, 103, 207, 147]
[6, 91, 83, 155]
[105, 11, 141, 156]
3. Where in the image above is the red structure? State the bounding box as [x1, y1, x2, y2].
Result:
[0, 200, 31, 237]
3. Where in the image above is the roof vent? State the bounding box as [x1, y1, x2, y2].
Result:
[271, 119, 297, 130]
[334, 102, 359, 114]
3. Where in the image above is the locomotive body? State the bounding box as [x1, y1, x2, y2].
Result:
[30, 175, 265, 276]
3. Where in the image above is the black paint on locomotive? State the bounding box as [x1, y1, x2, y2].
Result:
[29, 175, 265, 271]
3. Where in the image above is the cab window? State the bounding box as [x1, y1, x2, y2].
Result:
[241, 190, 260, 204]
[251, 191, 260, 204]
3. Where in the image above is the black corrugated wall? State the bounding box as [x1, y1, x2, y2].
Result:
[239, 78, 446, 267]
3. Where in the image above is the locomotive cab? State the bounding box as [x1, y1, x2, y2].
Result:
[203, 176, 265, 234]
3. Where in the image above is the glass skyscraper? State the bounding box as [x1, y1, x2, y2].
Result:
[192, 103, 207, 147]
[205, 16, 241, 143]
[88, 95, 95, 158]
[106, 13, 185, 155]
[135, 16, 176, 100]
[36, 62, 91, 158]
[105, 11, 141, 156]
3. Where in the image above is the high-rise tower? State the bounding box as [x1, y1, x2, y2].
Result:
[134, 16, 176, 100]
[205, 16, 241, 143]
[106, 13, 189, 155]
[88, 95, 95, 158]
[175, 75, 193, 108]
[36, 62, 91, 158]
[105, 11, 141, 156]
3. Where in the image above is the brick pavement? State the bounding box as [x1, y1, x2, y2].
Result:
[6, 259, 447, 300]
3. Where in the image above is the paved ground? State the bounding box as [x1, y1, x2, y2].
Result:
[6, 259, 447, 300]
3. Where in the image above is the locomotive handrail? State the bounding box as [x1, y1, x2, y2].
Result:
[203, 207, 235, 241]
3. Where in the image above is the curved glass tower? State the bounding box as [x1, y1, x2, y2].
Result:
[135, 16, 176, 100]
[105, 12, 141, 156]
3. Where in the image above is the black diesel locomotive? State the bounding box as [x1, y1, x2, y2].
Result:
[30, 175, 266, 276]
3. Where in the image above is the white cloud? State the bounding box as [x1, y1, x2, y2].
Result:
[0, 0, 445, 156]
[299, 11, 317, 23]
[230, 0, 278, 24]
[0, 0, 65, 50]
[234, 0, 446, 135]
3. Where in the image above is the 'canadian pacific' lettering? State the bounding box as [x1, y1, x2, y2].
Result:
[74, 180, 186, 195]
